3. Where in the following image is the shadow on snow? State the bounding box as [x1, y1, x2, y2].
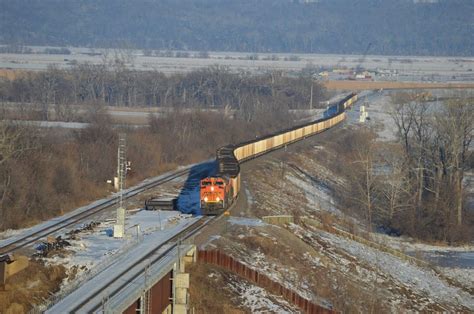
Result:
[176, 160, 218, 216]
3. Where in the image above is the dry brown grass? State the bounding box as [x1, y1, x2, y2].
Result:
[0, 260, 66, 313]
[187, 263, 244, 314]
[230, 223, 393, 312]
[323, 80, 474, 90]
[0, 69, 26, 80]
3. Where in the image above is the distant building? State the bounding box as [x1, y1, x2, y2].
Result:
[318, 71, 329, 77]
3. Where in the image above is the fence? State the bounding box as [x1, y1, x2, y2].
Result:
[197, 250, 334, 314]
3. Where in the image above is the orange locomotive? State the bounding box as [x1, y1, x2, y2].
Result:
[199, 93, 358, 216]
[199, 176, 237, 215]
[200, 145, 241, 215]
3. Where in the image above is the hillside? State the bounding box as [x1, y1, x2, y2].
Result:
[0, 0, 472, 56]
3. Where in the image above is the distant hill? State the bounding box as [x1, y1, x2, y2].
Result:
[0, 0, 472, 56]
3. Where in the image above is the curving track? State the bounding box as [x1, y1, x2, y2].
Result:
[44, 93, 359, 312]
[0, 164, 211, 255]
[46, 204, 233, 313]
[1, 94, 358, 255]
[205, 93, 358, 215]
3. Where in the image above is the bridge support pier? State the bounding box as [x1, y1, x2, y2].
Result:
[173, 245, 195, 314]
[120, 245, 196, 314]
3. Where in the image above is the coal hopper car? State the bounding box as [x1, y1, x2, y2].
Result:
[200, 93, 358, 215]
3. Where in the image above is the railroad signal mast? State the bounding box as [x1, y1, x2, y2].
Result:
[114, 133, 131, 238]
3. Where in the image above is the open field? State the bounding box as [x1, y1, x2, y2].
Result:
[0, 47, 473, 81]
[0, 69, 24, 80]
[323, 80, 474, 90]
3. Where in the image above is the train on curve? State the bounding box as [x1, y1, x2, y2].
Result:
[199, 93, 358, 215]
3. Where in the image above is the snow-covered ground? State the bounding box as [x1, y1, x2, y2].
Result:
[46, 210, 192, 273]
[287, 222, 474, 311]
[0, 160, 215, 250]
[313, 226, 474, 309]
[286, 169, 340, 215]
[370, 232, 474, 289]
[2, 48, 474, 80]
[205, 128, 474, 311]
[345, 90, 398, 141]
[43, 209, 199, 310]
[225, 273, 299, 314]
[228, 217, 266, 227]
[371, 232, 474, 254]
[0, 165, 190, 245]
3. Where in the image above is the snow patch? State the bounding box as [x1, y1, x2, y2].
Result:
[227, 274, 298, 313]
[318, 230, 474, 309]
[286, 172, 340, 215]
[44, 210, 195, 295]
[228, 217, 266, 227]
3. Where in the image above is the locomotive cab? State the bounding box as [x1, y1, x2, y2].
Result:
[200, 177, 230, 214]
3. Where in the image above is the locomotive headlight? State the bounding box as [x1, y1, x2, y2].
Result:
[211, 186, 214, 191]
[216, 197, 220, 202]
[204, 197, 208, 202]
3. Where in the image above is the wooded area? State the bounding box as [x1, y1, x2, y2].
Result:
[0, 63, 322, 118]
[0, 0, 472, 56]
[334, 94, 473, 243]
[0, 65, 323, 230]
[0, 62, 471, 243]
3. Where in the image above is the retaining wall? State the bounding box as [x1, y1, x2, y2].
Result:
[197, 250, 334, 314]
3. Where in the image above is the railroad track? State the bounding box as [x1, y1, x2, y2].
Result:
[46, 192, 236, 313]
[46, 212, 221, 313]
[85, 216, 212, 313]
[45, 94, 359, 312]
[1, 93, 356, 256]
[0, 164, 210, 255]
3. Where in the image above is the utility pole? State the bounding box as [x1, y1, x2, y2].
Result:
[310, 82, 313, 110]
[279, 161, 285, 201]
[114, 133, 127, 238]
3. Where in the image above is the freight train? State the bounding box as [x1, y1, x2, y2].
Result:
[199, 93, 358, 215]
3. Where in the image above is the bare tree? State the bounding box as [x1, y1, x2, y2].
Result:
[0, 122, 37, 228]
[435, 100, 473, 225]
[341, 129, 380, 231]
[379, 145, 414, 222]
[0, 122, 28, 166]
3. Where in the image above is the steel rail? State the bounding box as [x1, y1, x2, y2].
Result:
[69, 215, 216, 313]
[63, 198, 232, 313]
[46, 96, 359, 312]
[0, 166, 202, 255]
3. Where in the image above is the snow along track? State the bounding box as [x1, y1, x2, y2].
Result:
[1, 93, 357, 255]
[41, 94, 359, 311]
[0, 162, 212, 255]
[46, 210, 235, 312]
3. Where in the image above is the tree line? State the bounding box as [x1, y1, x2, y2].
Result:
[335, 94, 473, 243]
[0, 63, 324, 121]
[0, 65, 323, 230]
[0, 0, 472, 56]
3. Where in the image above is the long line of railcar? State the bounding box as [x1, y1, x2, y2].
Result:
[200, 93, 358, 214]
